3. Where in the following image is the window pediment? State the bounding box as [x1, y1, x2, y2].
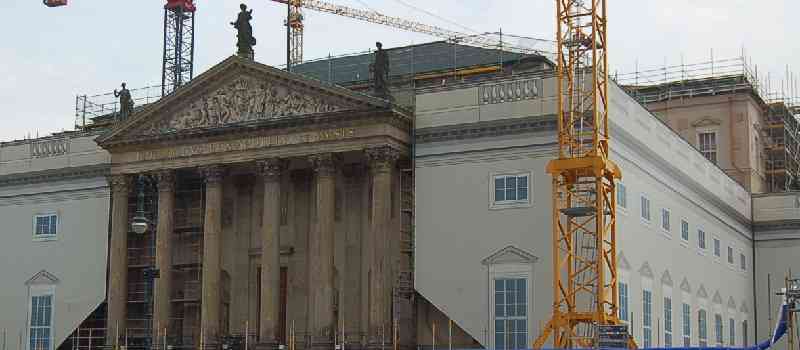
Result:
[482, 245, 539, 266]
[25, 270, 59, 286]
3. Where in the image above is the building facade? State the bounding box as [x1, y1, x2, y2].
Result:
[414, 72, 756, 349]
[1, 42, 798, 350]
[0, 133, 110, 350]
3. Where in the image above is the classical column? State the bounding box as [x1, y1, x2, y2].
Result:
[309, 153, 337, 348]
[257, 159, 287, 348]
[365, 146, 399, 349]
[107, 175, 131, 346]
[200, 165, 225, 344]
[153, 170, 175, 340]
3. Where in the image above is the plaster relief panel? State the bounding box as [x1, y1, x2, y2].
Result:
[139, 76, 350, 136]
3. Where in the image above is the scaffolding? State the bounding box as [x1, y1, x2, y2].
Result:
[616, 54, 800, 192]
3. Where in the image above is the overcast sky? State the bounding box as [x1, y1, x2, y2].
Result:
[0, 0, 796, 142]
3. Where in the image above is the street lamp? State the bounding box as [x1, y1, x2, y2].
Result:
[131, 174, 159, 349]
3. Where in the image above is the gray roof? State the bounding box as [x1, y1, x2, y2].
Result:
[291, 41, 535, 85]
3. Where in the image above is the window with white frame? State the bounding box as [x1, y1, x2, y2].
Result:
[617, 182, 628, 209]
[34, 214, 58, 239]
[492, 173, 530, 208]
[698, 309, 708, 347]
[664, 297, 673, 347]
[728, 246, 734, 264]
[713, 238, 721, 258]
[28, 294, 53, 350]
[494, 278, 528, 350]
[619, 282, 629, 322]
[641, 195, 651, 222]
[729, 318, 735, 346]
[698, 131, 718, 164]
[740, 253, 747, 271]
[715, 313, 723, 346]
[643, 290, 653, 347]
[681, 220, 690, 242]
[698, 229, 707, 250]
[683, 303, 691, 346]
[661, 208, 671, 232]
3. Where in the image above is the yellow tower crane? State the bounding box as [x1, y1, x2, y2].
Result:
[533, 0, 631, 348]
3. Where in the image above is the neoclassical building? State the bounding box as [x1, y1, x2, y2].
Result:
[95, 55, 413, 349]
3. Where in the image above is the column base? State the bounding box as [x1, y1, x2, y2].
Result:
[365, 342, 391, 350]
[310, 337, 335, 350]
[254, 339, 280, 350]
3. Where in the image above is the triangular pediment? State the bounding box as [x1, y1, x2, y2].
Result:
[481, 245, 539, 265]
[98, 56, 393, 146]
[25, 270, 59, 286]
[661, 270, 674, 286]
[697, 285, 708, 299]
[713, 291, 723, 304]
[680, 277, 692, 293]
[638, 261, 654, 279]
[728, 296, 737, 309]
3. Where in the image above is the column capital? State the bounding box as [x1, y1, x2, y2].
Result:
[200, 165, 226, 185]
[154, 170, 176, 193]
[309, 153, 339, 178]
[108, 175, 131, 194]
[256, 158, 288, 182]
[365, 146, 400, 174]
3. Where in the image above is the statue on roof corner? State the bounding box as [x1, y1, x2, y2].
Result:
[231, 3, 256, 58]
[114, 82, 134, 120]
[371, 41, 390, 98]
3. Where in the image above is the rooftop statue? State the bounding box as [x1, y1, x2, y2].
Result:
[371, 41, 390, 98]
[113, 82, 134, 120]
[231, 3, 256, 57]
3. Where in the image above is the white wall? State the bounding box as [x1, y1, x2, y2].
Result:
[0, 134, 110, 350]
[414, 76, 755, 348]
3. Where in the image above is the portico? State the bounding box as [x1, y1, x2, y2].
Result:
[96, 56, 411, 349]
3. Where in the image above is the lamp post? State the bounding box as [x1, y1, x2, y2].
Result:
[131, 174, 159, 349]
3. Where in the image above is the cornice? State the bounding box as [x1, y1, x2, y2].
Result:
[415, 115, 557, 144]
[0, 164, 110, 188]
[0, 186, 109, 207]
[753, 219, 800, 233]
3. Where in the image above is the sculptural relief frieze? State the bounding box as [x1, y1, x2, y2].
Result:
[139, 76, 347, 136]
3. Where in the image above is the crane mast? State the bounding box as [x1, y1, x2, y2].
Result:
[533, 0, 626, 348]
[162, 0, 196, 96]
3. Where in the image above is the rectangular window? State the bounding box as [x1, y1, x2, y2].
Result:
[699, 309, 708, 347]
[681, 220, 690, 241]
[664, 297, 673, 347]
[715, 313, 723, 346]
[29, 295, 53, 350]
[740, 253, 747, 271]
[713, 238, 721, 257]
[617, 182, 628, 209]
[661, 208, 671, 232]
[619, 282, 629, 322]
[494, 174, 529, 205]
[728, 246, 734, 264]
[729, 318, 736, 346]
[743, 320, 748, 346]
[641, 196, 651, 222]
[698, 229, 706, 250]
[683, 303, 691, 346]
[494, 278, 527, 350]
[34, 214, 58, 238]
[699, 132, 718, 164]
[643, 290, 652, 348]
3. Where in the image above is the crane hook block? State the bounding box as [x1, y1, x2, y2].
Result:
[165, 0, 197, 12]
[43, 0, 67, 7]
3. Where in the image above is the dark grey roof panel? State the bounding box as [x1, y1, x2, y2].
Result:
[291, 41, 530, 85]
